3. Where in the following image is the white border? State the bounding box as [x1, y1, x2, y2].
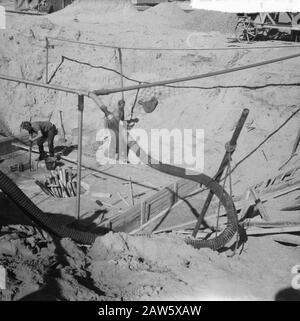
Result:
[0, 6, 5, 29]
[191, 0, 300, 13]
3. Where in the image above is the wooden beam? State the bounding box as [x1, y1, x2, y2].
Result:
[246, 226, 300, 235]
[273, 234, 300, 246]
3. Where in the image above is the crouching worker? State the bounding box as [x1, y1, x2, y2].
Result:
[20, 121, 58, 160]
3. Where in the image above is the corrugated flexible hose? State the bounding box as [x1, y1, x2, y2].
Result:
[0, 169, 97, 244]
[148, 163, 238, 251]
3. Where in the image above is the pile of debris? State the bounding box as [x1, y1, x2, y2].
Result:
[35, 166, 80, 198]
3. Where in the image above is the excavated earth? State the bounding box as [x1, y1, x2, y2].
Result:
[0, 0, 300, 300]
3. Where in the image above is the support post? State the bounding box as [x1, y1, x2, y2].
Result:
[129, 176, 134, 206]
[173, 182, 178, 204]
[192, 108, 249, 238]
[75, 95, 84, 221]
[117, 48, 125, 102]
[45, 37, 49, 84]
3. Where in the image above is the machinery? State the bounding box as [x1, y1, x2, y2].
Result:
[235, 12, 300, 43]
[37, 0, 74, 13]
[14, 0, 74, 14]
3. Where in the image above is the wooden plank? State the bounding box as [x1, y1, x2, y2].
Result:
[140, 201, 146, 226]
[243, 221, 300, 228]
[124, 180, 300, 235]
[131, 0, 168, 4]
[246, 226, 300, 235]
[234, 183, 300, 208]
[245, 166, 300, 196]
[273, 234, 300, 246]
[113, 163, 300, 235]
[111, 205, 141, 232]
[250, 188, 270, 221]
[281, 202, 300, 211]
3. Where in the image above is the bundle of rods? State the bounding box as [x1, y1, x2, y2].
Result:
[35, 167, 79, 198]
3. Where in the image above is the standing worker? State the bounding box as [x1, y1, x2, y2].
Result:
[20, 121, 58, 160]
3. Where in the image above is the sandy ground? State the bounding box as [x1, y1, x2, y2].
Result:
[0, 0, 300, 301]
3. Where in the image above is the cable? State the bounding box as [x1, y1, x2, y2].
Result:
[221, 106, 300, 182]
[46, 36, 300, 52]
[130, 87, 141, 120]
[47, 56, 65, 84]
[93, 51, 300, 95]
[56, 55, 300, 92]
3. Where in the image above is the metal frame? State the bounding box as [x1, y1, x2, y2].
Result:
[253, 12, 300, 31]
[236, 12, 300, 42]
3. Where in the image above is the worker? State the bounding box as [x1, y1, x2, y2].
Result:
[20, 121, 58, 160]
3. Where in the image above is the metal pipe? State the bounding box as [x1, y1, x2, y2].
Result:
[75, 95, 84, 221]
[45, 37, 49, 84]
[46, 36, 300, 51]
[0, 74, 88, 96]
[117, 48, 125, 101]
[92, 52, 300, 96]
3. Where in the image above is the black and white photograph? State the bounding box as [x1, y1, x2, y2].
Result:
[0, 0, 300, 304]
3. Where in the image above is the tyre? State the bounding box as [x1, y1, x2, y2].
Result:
[235, 18, 258, 43]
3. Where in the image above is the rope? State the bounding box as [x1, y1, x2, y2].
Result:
[47, 56, 65, 84]
[93, 51, 300, 95]
[55, 55, 300, 92]
[130, 87, 141, 120]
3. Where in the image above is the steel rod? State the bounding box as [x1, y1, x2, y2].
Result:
[45, 37, 49, 84]
[117, 48, 125, 101]
[75, 95, 84, 221]
[0, 74, 88, 96]
[92, 52, 300, 96]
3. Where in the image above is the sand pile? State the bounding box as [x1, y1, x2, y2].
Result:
[186, 9, 238, 34]
[142, 3, 237, 33]
[1, 4, 299, 192]
[142, 2, 189, 27]
[88, 233, 300, 300]
[49, 0, 138, 24]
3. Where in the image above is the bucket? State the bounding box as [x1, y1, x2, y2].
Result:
[45, 157, 57, 170]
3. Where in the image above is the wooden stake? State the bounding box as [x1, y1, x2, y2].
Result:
[129, 177, 134, 206]
[250, 188, 270, 221]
